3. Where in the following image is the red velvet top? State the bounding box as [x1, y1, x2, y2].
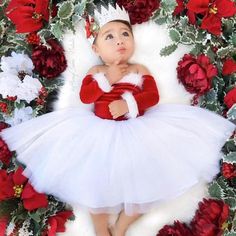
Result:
[79, 73, 159, 121]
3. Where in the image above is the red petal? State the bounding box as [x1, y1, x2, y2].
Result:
[222, 59, 236, 75]
[186, 0, 210, 14]
[215, 0, 236, 18]
[201, 14, 222, 35]
[21, 183, 48, 210]
[13, 166, 28, 185]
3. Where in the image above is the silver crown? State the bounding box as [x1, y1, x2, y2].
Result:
[85, 3, 130, 44]
[94, 3, 130, 28]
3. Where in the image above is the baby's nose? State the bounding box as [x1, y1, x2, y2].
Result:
[116, 40, 124, 45]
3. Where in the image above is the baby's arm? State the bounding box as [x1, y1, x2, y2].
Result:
[79, 66, 113, 104]
[121, 65, 159, 118]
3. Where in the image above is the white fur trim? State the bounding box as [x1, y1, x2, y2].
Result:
[93, 72, 112, 92]
[116, 73, 143, 88]
[121, 91, 139, 118]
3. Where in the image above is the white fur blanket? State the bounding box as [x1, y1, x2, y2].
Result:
[54, 20, 209, 236]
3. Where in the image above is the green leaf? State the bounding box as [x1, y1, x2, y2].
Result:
[223, 152, 236, 164]
[161, 0, 177, 12]
[224, 233, 236, 236]
[232, 34, 236, 47]
[208, 181, 224, 199]
[169, 28, 181, 43]
[217, 46, 233, 58]
[227, 104, 236, 121]
[74, 0, 87, 16]
[160, 44, 178, 56]
[224, 197, 236, 211]
[51, 21, 64, 40]
[28, 211, 41, 223]
[58, 1, 74, 20]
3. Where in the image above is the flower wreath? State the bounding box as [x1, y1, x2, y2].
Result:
[0, 0, 236, 235]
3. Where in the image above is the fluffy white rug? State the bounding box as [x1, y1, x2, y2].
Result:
[54, 20, 210, 235]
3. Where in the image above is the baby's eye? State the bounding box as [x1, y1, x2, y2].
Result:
[105, 34, 113, 40]
[122, 31, 129, 37]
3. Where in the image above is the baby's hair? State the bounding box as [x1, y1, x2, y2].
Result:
[92, 19, 133, 45]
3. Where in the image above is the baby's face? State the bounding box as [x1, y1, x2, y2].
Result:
[92, 21, 134, 65]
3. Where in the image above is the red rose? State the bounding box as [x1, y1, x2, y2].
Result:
[117, 0, 160, 24]
[222, 58, 236, 76]
[224, 87, 236, 109]
[177, 54, 218, 96]
[157, 220, 193, 236]
[31, 39, 67, 79]
[222, 162, 236, 179]
[5, 0, 49, 33]
[0, 138, 12, 166]
[173, 0, 196, 25]
[191, 198, 229, 236]
[187, 0, 236, 35]
[45, 210, 74, 235]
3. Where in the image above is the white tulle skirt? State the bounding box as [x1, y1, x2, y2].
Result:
[1, 103, 235, 216]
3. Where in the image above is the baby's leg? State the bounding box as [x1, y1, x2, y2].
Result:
[90, 212, 111, 236]
[111, 210, 143, 236]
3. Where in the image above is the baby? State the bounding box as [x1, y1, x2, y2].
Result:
[80, 20, 154, 236]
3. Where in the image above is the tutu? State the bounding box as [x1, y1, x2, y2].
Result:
[1, 102, 235, 216]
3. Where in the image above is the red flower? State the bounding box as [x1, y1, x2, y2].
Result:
[0, 217, 8, 236]
[187, 0, 236, 35]
[222, 162, 236, 179]
[117, 0, 160, 24]
[173, 0, 196, 25]
[177, 54, 217, 96]
[157, 220, 193, 236]
[26, 32, 41, 45]
[31, 39, 67, 79]
[45, 210, 74, 236]
[222, 58, 236, 76]
[0, 167, 48, 210]
[191, 198, 229, 236]
[0, 138, 12, 166]
[21, 183, 48, 211]
[0, 102, 8, 113]
[5, 0, 49, 33]
[0, 122, 9, 132]
[224, 87, 236, 109]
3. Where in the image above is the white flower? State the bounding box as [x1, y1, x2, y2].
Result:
[17, 75, 43, 103]
[0, 73, 42, 103]
[0, 51, 34, 75]
[5, 106, 33, 126]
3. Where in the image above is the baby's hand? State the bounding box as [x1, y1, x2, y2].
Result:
[108, 99, 129, 119]
[105, 57, 129, 85]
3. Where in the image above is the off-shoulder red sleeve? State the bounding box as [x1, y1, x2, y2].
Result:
[133, 74, 159, 111]
[79, 74, 112, 104]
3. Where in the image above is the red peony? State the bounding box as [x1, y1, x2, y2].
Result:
[222, 162, 236, 179]
[0, 138, 12, 166]
[157, 220, 193, 236]
[5, 0, 49, 33]
[0, 217, 8, 236]
[31, 39, 67, 79]
[187, 0, 236, 35]
[177, 54, 218, 96]
[173, 0, 196, 25]
[191, 198, 229, 236]
[43, 210, 74, 236]
[224, 87, 236, 109]
[117, 0, 160, 24]
[0, 122, 9, 132]
[222, 58, 236, 76]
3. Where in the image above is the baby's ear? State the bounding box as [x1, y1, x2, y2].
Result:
[92, 44, 99, 55]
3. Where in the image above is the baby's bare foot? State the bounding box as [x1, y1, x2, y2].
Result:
[108, 224, 126, 236]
